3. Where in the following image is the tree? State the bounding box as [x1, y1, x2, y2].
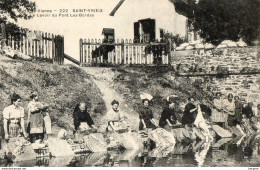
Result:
[164, 33, 185, 47]
[0, 0, 36, 23]
[187, 0, 260, 45]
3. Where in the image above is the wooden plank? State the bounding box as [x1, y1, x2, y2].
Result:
[61, 36, 64, 65]
[32, 39, 35, 57]
[25, 33, 28, 55]
[95, 39, 98, 64]
[85, 40, 87, 64]
[141, 45, 145, 64]
[111, 48, 114, 65]
[28, 39, 32, 56]
[38, 32, 41, 58]
[124, 44, 127, 64]
[52, 34, 55, 63]
[20, 31, 24, 53]
[115, 44, 118, 64]
[211, 125, 232, 138]
[48, 33, 51, 59]
[131, 45, 134, 64]
[13, 34, 16, 50]
[90, 39, 93, 65]
[44, 32, 47, 58]
[87, 39, 90, 64]
[212, 138, 232, 148]
[135, 46, 138, 64]
[139, 45, 142, 64]
[41, 32, 45, 58]
[127, 45, 130, 64]
[10, 34, 13, 48]
[79, 39, 83, 64]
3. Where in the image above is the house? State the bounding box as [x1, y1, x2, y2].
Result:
[107, 0, 188, 42]
[170, 0, 202, 42]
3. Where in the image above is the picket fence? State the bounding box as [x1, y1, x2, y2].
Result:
[79, 39, 170, 66]
[5, 27, 64, 65]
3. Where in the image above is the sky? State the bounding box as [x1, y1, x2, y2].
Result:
[16, 0, 185, 63]
[17, 0, 119, 62]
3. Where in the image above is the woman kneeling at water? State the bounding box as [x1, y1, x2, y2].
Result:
[73, 102, 96, 132]
[159, 96, 180, 130]
[139, 99, 158, 131]
[105, 100, 128, 132]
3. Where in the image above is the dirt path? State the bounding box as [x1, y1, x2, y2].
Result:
[82, 67, 139, 130]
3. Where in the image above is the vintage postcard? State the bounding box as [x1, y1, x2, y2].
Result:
[0, 0, 259, 168]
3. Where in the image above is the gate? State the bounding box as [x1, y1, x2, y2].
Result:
[79, 38, 171, 66]
[2, 23, 64, 65]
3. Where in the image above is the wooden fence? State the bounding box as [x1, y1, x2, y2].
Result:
[79, 39, 170, 66]
[4, 26, 64, 65]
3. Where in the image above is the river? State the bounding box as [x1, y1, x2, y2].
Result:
[2, 134, 259, 167]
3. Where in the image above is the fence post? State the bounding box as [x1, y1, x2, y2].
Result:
[61, 36, 64, 65]
[79, 39, 83, 66]
[167, 38, 172, 67]
[0, 23, 5, 49]
[52, 34, 55, 63]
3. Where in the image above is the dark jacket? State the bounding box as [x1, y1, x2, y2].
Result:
[181, 102, 197, 125]
[235, 100, 243, 122]
[159, 107, 177, 128]
[243, 105, 254, 119]
[139, 106, 156, 130]
[73, 104, 94, 130]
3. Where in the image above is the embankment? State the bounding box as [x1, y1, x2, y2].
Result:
[0, 55, 106, 136]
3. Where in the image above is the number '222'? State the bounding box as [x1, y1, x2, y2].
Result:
[60, 9, 68, 12]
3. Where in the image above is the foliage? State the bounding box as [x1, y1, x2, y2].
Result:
[186, 0, 260, 45]
[164, 33, 185, 47]
[0, 0, 36, 22]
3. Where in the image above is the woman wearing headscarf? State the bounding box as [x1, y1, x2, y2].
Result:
[27, 91, 49, 143]
[73, 101, 96, 132]
[3, 93, 27, 140]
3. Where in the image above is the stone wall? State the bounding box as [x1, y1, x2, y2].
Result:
[171, 46, 260, 115]
[171, 47, 259, 74]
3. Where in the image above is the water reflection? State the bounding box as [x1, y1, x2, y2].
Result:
[2, 134, 260, 167]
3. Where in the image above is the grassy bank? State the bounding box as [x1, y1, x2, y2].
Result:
[0, 56, 106, 135]
[109, 66, 214, 121]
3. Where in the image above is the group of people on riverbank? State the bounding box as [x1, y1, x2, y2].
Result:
[1, 91, 259, 145]
[2, 92, 51, 144]
[211, 93, 260, 136]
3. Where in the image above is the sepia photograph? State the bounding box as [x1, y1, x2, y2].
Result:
[0, 0, 259, 168]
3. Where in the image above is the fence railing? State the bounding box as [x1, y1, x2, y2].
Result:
[4, 26, 64, 65]
[79, 39, 170, 66]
